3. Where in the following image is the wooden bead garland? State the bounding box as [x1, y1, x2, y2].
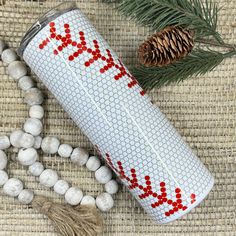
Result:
[24, 88, 44, 106]
[95, 193, 114, 212]
[86, 155, 101, 171]
[58, 143, 73, 158]
[1, 48, 18, 64]
[81, 195, 96, 207]
[0, 150, 7, 169]
[0, 170, 8, 185]
[18, 76, 35, 90]
[7, 61, 27, 80]
[65, 187, 83, 206]
[19, 132, 35, 148]
[33, 136, 42, 149]
[0, 149, 103, 235]
[3, 177, 24, 197]
[0, 40, 119, 210]
[95, 166, 113, 184]
[0, 39, 120, 235]
[39, 169, 59, 188]
[29, 105, 44, 119]
[105, 180, 119, 195]
[41, 136, 60, 154]
[53, 179, 70, 195]
[9, 130, 24, 148]
[23, 117, 43, 136]
[17, 147, 38, 166]
[70, 147, 89, 166]
[28, 161, 44, 176]
[0, 135, 11, 150]
[18, 189, 34, 204]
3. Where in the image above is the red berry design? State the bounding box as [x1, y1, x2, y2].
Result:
[176, 193, 181, 198]
[160, 182, 165, 187]
[175, 188, 181, 193]
[68, 55, 74, 61]
[38, 21, 144, 96]
[103, 152, 197, 218]
[84, 62, 90, 67]
[49, 22, 55, 27]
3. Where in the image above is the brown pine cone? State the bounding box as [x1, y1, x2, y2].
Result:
[138, 26, 194, 67]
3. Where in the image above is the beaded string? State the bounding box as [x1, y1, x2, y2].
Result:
[0, 148, 103, 236]
[0, 38, 118, 212]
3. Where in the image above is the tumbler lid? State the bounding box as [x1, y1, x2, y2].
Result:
[18, 2, 77, 57]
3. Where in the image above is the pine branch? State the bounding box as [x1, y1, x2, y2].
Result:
[103, 0, 222, 43]
[101, 0, 120, 2]
[132, 49, 236, 89]
[102, 0, 236, 89]
[196, 38, 236, 50]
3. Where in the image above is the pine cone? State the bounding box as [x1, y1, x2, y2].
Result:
[138, 26, 194, 67]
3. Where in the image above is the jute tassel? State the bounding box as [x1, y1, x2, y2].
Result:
[32, 196, 103, 236]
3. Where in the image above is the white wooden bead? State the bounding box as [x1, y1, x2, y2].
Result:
[80, 195, 96, 207]
[70, 148, 89, 166]
[65, 187, 83, 206]
[29, 105, 44, 119]
[28, 161, 44, 176]
[95, 192, 114, 212]
[58, 144, 73, 158]
[0, 39, 6, 55]
[24, 88, 44, 106]
[95, 166, 112, 184]
[0, 135, 10, 150]
[86, 156, 101, 171]
[0, 150, 7, 169]
[0, 170, 8, 186]
[53, 179, 69, 195]
[105, 180, 119, 194]
[7, 61, 27, 80]
[24, 118, 43, 136]
[17, 148, 38, 166]
[19, 132, 35, 148]
[18, 189, 34, 204]
[1, 49, 18, 64]
[10, 130, 24, 148]
[39, 169, 58, 188]
[18, 76, 35, 91]
[41, 137, 60, 154]
[33, 136, 42, 149]
[3, 178, 23, 197]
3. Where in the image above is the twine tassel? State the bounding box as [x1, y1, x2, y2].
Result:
[32, 196, 103, 236]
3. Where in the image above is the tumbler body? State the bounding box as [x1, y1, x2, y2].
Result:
[19, 3, 214, 223]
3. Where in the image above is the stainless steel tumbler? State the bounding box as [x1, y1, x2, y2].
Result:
[18, 2, 214, 223]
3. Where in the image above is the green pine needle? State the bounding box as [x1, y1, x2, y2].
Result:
[103, 0, 223, 43]
[132, 49, 236, 89]
[102, 0, 236, 88]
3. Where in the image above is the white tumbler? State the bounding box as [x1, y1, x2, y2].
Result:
[18, 2, 214, 224]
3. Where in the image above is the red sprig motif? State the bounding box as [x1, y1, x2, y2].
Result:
[105, 152, 196, 217]
[38, 22, 145, 96]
